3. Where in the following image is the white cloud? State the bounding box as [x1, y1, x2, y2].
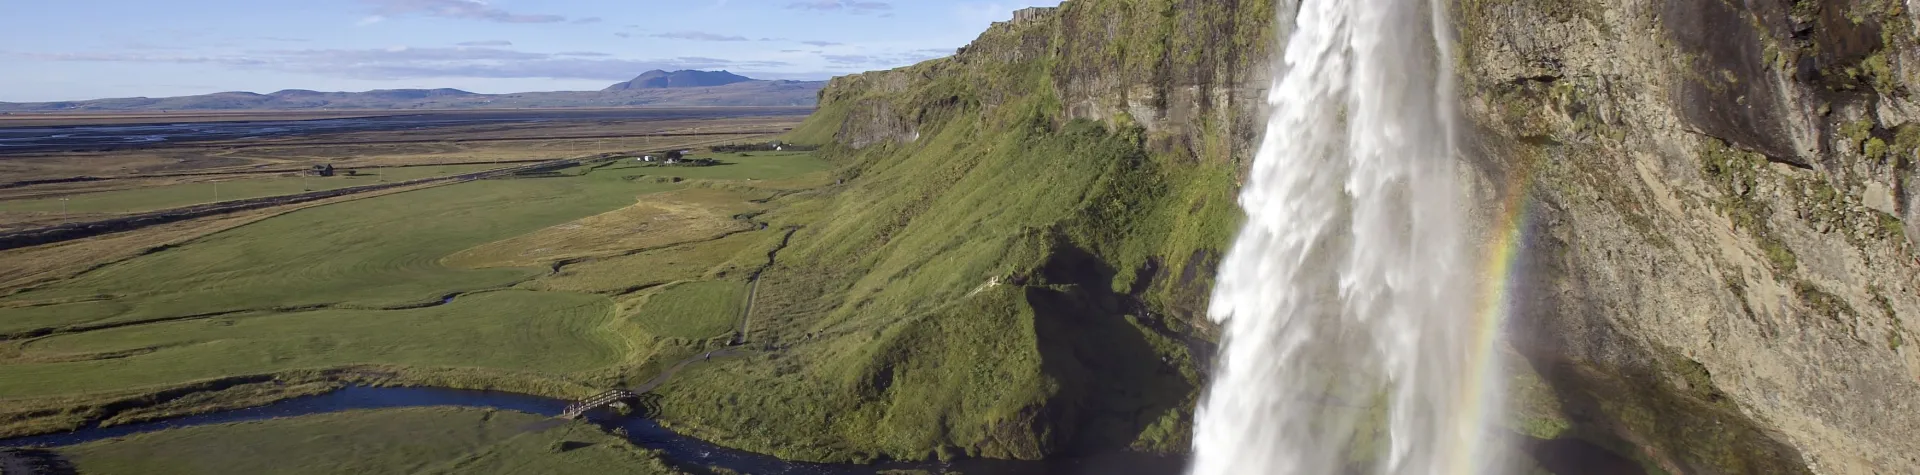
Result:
[785, 1, 893, 15]
[361, 0, 568, 24]
[650, 31, 751, 42]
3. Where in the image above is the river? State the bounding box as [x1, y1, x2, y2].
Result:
[0, 386, 1186, 475]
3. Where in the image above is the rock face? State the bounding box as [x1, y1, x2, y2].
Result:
[1455, 0, 1920, 472]
[742, 1, 1920, 473]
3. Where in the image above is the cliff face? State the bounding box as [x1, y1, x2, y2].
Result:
[733, 0, 1920, 472]
[1456, 0, 1920, 472]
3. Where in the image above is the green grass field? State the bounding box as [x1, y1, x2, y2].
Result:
[605, 151, 833, 182]
[0, 152, 831, 425]
[0, 163, 506, 215]
[627, 280, 749, 340]
[531, 231, 773, 294]
[61, 407, 681, 475]
[0, 291, 617, 398]
[0, 168, 677, 334]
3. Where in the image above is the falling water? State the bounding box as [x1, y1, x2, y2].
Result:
[1192, 0, 1499, 474]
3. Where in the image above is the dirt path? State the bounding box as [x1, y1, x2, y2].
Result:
[607, 225, 798, 398]
[735, 226, 797, 345]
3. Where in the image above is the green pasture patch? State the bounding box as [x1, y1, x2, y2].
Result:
[0, 290, 617, 399]
[532, 230, 774, 294]
[625, 152, 831, 182]
[627, 280, 748, 340]
[62, 407, 679, 475]
[0, 170, 672, 331]
[0, 163, 504, 215]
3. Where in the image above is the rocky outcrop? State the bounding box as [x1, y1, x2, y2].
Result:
[1455, 0, 1920, 472]
[775, 0, 1918, 472]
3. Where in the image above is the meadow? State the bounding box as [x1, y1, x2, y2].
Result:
[60, 407, 682, 475]
[0, 139, 834, 448]
[0, 163, 504, 216]
[0, 112, 803, 232]
[0, 172, 675, 335]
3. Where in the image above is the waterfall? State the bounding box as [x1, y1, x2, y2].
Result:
[1191, 0, 1501, 474]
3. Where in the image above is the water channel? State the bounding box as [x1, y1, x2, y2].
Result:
[0, 386, 1187, 475]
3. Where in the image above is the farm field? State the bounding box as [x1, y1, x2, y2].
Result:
[0, 173, 678, 334]
[59, 407, 682, 475]
[0, 163, 503, 216]
[0, 111, 805, 230]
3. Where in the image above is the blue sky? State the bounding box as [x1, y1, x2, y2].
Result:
[0, 0, 1062, 102]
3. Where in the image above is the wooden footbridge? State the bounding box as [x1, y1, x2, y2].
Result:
[560, 389, 638, 419]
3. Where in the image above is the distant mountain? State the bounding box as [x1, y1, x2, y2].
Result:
[603, 70, 756, 91]
[0, 72, 823, 112]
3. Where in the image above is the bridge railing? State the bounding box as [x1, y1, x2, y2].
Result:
[560, 389, 638, 419]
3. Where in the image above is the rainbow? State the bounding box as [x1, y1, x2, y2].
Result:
[1451, 165, 1539, 475]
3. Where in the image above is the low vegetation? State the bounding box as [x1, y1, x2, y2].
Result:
[626, 280, 750, 340]
[650, 17, 1239, 461]
[0, 291, 618, 399]
[0, 132, 833, 447]
[0, 163, 502, 218]
[60, 408, 682, 475]
[0, 174, 669, 335]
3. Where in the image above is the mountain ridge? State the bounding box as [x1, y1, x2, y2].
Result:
[603, 70, 756, 91]
[0, 71, 824, 111]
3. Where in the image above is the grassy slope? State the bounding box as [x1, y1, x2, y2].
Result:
[0, 163, 505, 215]
[62, 407, 681, 475]
[652, 4, 1245, 463]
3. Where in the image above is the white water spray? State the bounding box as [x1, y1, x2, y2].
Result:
[1192, 0, 1499, 474]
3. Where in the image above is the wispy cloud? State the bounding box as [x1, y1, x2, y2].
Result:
[785, 1, 892, 14]
[360, 0, 567, 24]
[571, 17, 603, 24]
[815, 48, 951, 67]
[555, 51, 611, 57]
[456, 40, 513, 47]
[821, 54, 877, 65]
[800, 40, 843, 47]
[649, 31, 750, 42]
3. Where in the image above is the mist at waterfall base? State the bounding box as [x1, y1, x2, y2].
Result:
[1191, 0, 1508, 474]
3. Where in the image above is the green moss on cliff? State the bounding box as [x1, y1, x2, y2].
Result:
[1699, 139, 1799, 273]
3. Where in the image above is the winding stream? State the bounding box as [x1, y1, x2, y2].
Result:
[0, 386, 1187, 475]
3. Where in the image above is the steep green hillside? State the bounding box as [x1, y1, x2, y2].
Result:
[653, 4, 1262, 463]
